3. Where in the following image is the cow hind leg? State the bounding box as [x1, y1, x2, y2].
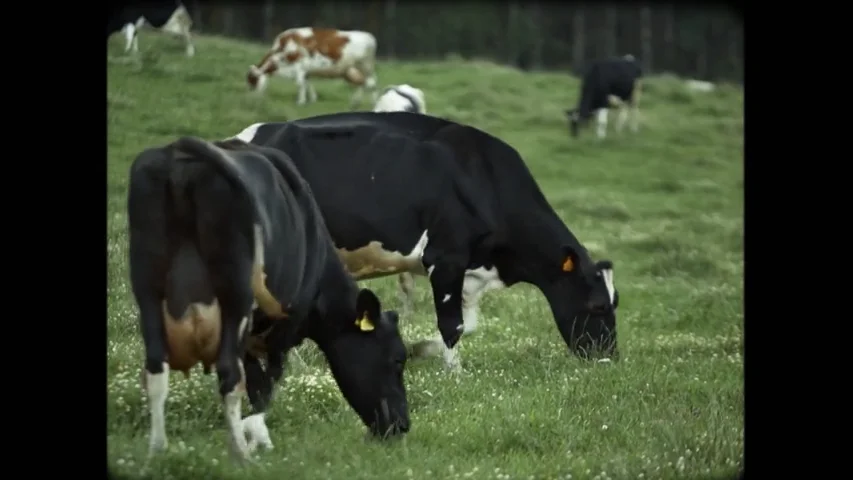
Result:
[616, 106, 629, 133]
[183, 30, 195, 57]
[397, 273, 415, 317]
[134, 294, 171, 458]
[120, 23, 138, 53]
[307, 82, 318, 103]
[596, 109, 609, 139]
[216, 308, 253, 462]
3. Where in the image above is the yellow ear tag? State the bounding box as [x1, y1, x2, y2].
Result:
[562, 257, 574, 272]
[355, 314, 375, 332]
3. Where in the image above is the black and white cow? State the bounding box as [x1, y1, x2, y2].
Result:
[107, 1, 195, 57]
[128, 136, 409, 462]
[230, 112, 620, 372]
[565, 54, 643, 139]
[373, 84, 428, 114]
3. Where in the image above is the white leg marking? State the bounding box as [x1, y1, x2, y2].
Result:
[596, 109, 609, 139]
[427, 266, 506, 371]
[295, 71, 308, 105]
[601, 268, 615, 304]
[442, 294, 452, 303]
[616, 107, 628, 133]
[307, 82, 318, 103]
[121, 24, 136, 53]
[230, 123, 264, 143]
[224, 367, 251, 460]
[630, 106, 640, 132]
[184, 34, 195, 57]
[427, 265, 435, 278]
[146, 363, 170, 455]
[242, 413, 274, 453]
[238, 316, 250, 340]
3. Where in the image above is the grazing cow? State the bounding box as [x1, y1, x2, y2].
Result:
[128, 136, 409, 462]
[372, 84, 428, 316]
[107, 1, 195, 57]
[247, 28, 379, 107]
[565, 54, 642, 139]
[373, 84, 428, 114]
[230, 112, 621, 372]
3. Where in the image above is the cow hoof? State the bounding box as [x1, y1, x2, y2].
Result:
[147, 438, 168, 455]
[242, 414, 274, 453]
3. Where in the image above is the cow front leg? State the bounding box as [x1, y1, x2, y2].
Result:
[136, 296, 171, 458]
[295, 71, 308, 105]
[397, 273, 415, 318]
[216, 307, 253, 462]
[426, 262, 466, 371]
[242, 349, 285, 453]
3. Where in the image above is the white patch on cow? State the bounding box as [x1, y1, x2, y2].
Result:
[231, 123, 263, 143]
[238, 316, 250, 340]
[242, 413, 274, 452]
[596, 109, 609, 139]
[223, 363, 251, 460]
[373, 84, 427, 114]
[442, 294, 451, 303]
[146, 363, 170, 454]
[427, 265, 435, 278]
[601, 268, 615, 304]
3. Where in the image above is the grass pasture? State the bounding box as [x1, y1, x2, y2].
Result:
[107, 34, 744, 480]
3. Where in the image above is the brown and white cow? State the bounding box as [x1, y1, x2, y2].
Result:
[247, 28, 379, 108]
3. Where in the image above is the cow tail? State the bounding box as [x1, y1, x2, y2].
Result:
[170, 136, 270, 288]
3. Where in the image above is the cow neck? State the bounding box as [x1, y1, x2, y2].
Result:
[301, 261, 360, 350]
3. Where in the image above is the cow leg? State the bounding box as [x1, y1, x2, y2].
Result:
[426, 261, 467, 371]
[295, 70, 308, 105]
[215, 305, 254, 462]
[366, 73, 379, 102]
[136, 296, 171, 457]
[629, 104, 640, 132]
[307, 82, 318, 103]
[397, 273, 415, 317]
[120, 23, 137, 53]
[183, 30, 195, 57]
[596, 109, 609, 139]
[242, 350, 283, 453]
[616, 106, 629, 133]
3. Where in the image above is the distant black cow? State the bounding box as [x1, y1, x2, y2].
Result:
[127, 136, 409, 462]
[231, 112, 620, 372]
[565, 54, 643, 139]
[107, 1, 195, 57]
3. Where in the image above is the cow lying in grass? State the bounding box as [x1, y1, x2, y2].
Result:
[128, 136, 409, 463]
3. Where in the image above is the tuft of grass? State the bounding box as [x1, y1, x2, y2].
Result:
[107, 33, 744, 480]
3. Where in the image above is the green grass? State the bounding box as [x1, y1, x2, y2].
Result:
[108, 33, 744, 480]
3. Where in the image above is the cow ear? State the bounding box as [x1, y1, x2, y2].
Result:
[354, 289, 382, 332]
[560, 245, 580, 273]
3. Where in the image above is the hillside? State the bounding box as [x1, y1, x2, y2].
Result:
[108, 33, 744, 480]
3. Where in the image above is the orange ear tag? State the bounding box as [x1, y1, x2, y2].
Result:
[562, 257, 574, 272]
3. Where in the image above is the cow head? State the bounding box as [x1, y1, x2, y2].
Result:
[565, 109, 583, 137]
[247, 65, 268, 93]
[323, 289, 410, 438]
[542, 246, 619, 361]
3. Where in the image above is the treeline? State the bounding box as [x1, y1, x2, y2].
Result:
[187, 1, 742, 83]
